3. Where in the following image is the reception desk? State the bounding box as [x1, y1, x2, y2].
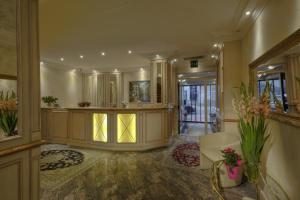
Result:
[41, 106, 172, 151]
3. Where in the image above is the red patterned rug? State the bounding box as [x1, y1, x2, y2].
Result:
[172, 143, 200, 167]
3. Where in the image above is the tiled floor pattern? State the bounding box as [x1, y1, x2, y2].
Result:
[41, 136, 255, 200]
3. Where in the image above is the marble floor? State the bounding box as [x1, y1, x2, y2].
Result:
[40, 135, 255, 200]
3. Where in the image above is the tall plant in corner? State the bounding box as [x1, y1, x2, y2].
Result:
[0, 90, 18, 136]
[232, 82, 270, 185]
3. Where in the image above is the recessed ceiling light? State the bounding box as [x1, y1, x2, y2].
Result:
[101, 52, 106, 56]
[80, 55, 84, 59]
[128, 50, 132, 54]
[213, 43, 218, 47]
[245, 11, 251, 16]
[40, 61, 44, 65]
[268, 66, 275, 70]
[60, 57, 64, 61]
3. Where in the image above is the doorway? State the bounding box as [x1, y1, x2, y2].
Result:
[178, 80, 216, 135]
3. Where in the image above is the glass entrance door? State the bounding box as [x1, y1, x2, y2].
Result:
[178, 81, 216, 134]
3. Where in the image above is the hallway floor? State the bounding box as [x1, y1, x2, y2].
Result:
[40, 136, 255, 200]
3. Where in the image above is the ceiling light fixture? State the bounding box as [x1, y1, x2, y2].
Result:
[245, 11, 251, 16]
[128, 50, 132, 54]
[60, 57, 64, 61]
[213, 43, 218, 47]
[101, 52, 106, 56]
[80, 55, 84, 59]
[268, 66, 275, 70]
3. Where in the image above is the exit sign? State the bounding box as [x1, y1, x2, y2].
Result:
[190, 60, 198, 68]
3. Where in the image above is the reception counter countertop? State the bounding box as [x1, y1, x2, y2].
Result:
[42, 106, 169, 111]
[41, 106, 173, 151]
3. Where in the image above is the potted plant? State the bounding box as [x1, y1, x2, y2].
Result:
[233, 82, 271, 198]
[0, 91, 18, 136]
[42, 96, 58, 107]
[221, 147, 242, 180]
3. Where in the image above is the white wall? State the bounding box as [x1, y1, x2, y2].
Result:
[122, 69, 150, 103]
[40, 64, 83, 107]
[240, 0, 300, 199]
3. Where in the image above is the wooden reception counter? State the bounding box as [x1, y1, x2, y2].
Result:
[41, 106, 172, 151]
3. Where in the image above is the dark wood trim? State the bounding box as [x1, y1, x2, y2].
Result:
[0, 140, 45, 157]
[249, 28, 300, 69]
[223, 118, 239, 122]
[0, 74, 17, 80]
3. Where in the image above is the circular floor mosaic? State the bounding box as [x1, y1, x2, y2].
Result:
[40, 150, 84, 171]
[172, 143, 200, 167]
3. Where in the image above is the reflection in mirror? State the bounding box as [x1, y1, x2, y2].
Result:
[0, 0, 18, 139]
[255, 42, 300, 115]
[256, 64, 288, 112]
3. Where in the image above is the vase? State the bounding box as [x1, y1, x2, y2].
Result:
[219, 160, 243, 188]
[224, 160, 242, 180]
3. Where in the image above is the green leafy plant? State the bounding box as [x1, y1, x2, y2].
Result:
[233, 82, 270, 184]
[0, 90, 18, 136]
[42, 96, 58, 106]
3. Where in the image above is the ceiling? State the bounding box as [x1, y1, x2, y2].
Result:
[39, 0, 251, 71]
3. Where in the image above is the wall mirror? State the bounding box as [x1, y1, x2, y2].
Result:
[0, 0, 18, 139]
[250, 29, 300, 126]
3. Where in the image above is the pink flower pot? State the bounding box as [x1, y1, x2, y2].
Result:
[224, 160, 242, 180]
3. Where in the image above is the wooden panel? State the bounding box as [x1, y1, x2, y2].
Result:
[145, 112, 163, 143]
[69, 112, 86, 140]
[49, 111, 68, 139]
[30, 147, 40, 200]
[0, 151, 30, 200]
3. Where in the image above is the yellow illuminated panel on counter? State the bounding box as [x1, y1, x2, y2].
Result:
[117, 114, 136, 143]
[93, 113, 108, 142]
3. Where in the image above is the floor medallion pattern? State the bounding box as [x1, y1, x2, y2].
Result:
[40, 150, 84, 171]
[172, 143, 200, 167]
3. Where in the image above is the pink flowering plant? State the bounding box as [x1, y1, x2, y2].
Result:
[0, 90, 18, 136]
[221, 147, 241, 171]
[232, 82, 270, 183]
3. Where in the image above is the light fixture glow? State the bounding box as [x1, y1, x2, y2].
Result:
[268, 66, 275, 70]
[128, 50, 132, 54]
[213, 43, 218, 47]
[178, 74, 183, 78]
[245, 11, 251, 16]
[93, 113, 108, 142]
[40, 61, 44, 65]
[80, 55, 84, 59]
[101, 52, 106, 56]
[114, 68, 119, 72]
[117, 114, 136, 143]
[60, 57, 64, 61]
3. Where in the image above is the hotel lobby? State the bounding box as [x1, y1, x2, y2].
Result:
[0, 0, 300, 200]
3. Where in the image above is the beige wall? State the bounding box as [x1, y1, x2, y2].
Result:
[40, 64, 83, 107]
[240, 0, 300, 199]
[0, 0, 17, 76]
[122, 69, 150, 103]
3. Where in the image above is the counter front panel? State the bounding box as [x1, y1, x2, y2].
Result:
[42, 107, 171, 151]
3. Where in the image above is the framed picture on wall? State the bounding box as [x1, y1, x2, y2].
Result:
[129, 81, 150, 102]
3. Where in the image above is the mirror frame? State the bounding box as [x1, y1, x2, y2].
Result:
[249, 28, 300, 127]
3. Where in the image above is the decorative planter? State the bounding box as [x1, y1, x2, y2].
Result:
[219, 160, 243, 188]
[224, 160, 242, 180]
